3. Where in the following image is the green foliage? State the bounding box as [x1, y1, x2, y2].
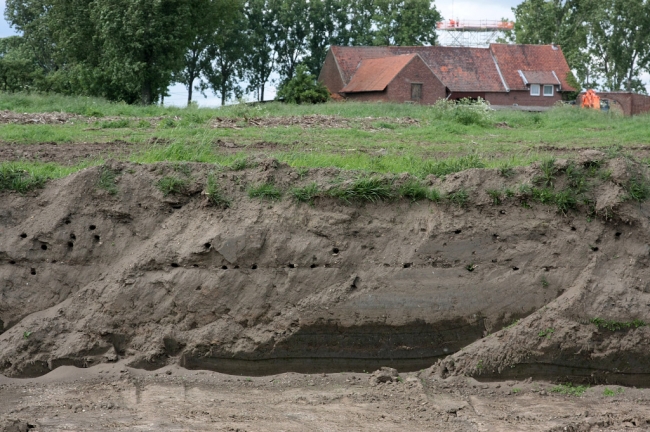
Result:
[100, 119, 130, 129]
[499, 163, 515, 178]
[538, 158, 556, 187]
[277, 65, 329, 104]
[541, 277, 549, 288]
[625, 175, 650, 202]
[420, 155, 485, 178]
[511, 388, 521, 394]
[0, 163, 46, 193]
[248, 182, 282, 200]
[399, 180, 429, 202]
[590, 318, 647, 331]
[290, 182, 320, 204]
[538, 328, 555, 339]
[329, 177, 393, 203]
[465, 263, 476, 272]
[504, 319, 520, 330]
[205, 174, 230, 208]
[427, 188, 442, 202]
[157, 176, 188, 196]
[23, 331, 32, 339]
[486, 188, 503, 205]
[603, 387, 624, 397]
[551, 383, 589, 397]
[230, 158, 248, 171]
[446, 189, 469, 207]
[98, 167, 119, 195]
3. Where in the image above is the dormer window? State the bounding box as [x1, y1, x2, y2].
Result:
[543, 85, 554, 96]
[530, 84, 540, 96]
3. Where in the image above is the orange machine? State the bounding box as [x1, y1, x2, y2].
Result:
[582, 89, 601, 110]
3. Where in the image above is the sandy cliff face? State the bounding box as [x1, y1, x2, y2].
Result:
[1, 158, 649, 385]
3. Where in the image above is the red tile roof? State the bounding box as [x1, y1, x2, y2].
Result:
[519, 71, 561, 85]
[489, 44, 575, 91]
[328, 44, 576, 94]
[340, 54, 418, 93]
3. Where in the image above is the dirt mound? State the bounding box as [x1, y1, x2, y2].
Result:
[0, 140, 135, 165]
[211, 115, 420, 129]
[0, 110, 82, 125]
[1, 156, 649, 386]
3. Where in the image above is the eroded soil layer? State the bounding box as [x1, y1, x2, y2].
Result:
[1, 156, 650, 387]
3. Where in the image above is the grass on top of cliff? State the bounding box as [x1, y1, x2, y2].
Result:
[1, 93, 650, 180]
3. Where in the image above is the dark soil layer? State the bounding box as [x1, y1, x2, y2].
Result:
[1, 155, 650, 388]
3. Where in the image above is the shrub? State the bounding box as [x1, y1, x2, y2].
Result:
[430, 98, 494, 127]
[276, 65, 330, 104]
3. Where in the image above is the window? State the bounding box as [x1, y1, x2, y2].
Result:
[530, 84, 540, 96]
[411, 83, 422, 101]
[543, 85, 554, 96]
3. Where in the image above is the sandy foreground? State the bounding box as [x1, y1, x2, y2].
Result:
[2, 362, 649, 431]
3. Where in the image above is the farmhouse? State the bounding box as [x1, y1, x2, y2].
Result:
[319, 44, 576, 108]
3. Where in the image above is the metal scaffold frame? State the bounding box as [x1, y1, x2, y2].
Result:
[436, 20, 514, 48]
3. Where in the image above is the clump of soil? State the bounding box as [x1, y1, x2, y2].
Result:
[211, 115, 420, 129]
[0, 153, 649, 390]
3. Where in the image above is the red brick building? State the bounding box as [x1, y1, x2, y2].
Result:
[318, 44, 576, 108]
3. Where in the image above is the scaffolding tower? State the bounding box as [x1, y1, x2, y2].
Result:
[436, 20, 514, 48]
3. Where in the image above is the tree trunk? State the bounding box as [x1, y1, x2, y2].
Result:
[141, 82, 152, 105]
[260, 84, 265, 102]
[221, 84, 226, 106]
[187, 76, 195, 106]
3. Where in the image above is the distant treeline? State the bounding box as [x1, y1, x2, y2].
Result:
[0, 0, 441, 105]
[505, 0, 650, 94]
[1, 0, 648, 106]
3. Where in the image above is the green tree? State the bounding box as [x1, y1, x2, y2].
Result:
[175, 0, 229, 106]
[272, 0, 310, 83]
[204, 1, 248, 105]
[586, 0, 650, 92]
[373, 0, 441, 46]
[0, 36, 41, 92]
[276, 64, 329, 103]
[90, 0, 194, 104]
[303, 0, 350, 76]
[244, 0, 278, 101]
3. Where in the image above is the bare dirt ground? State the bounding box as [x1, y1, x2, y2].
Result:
[0, 141, 136, 165]
[2, 363, 649, 431]
[211, 115, 420, 129]
[2, 146, 650, 431]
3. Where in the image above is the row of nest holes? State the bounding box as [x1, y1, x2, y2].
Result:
[19, 230, 100, 250]
[204, 242, 342, 256]
[171, 263, 322, 270]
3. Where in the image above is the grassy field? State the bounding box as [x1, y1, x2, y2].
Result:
[1, 92, 649, 187]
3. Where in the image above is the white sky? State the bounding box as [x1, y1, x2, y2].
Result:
[0, 1, 647, 106]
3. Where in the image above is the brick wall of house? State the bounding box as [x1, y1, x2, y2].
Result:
[386, 57, 446, 104]
[632, 94, 650, 116]
[486, 90, 563, 107]
[344, 57, 446, 104]
[318, 50, 345, 95]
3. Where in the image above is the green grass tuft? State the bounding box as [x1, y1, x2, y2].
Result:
[446, 189, 469, 207]
[248, 183, 282, 200]
[99, 119, 130, 129]
[290, 182, 320, 204]
[590, 318, 647, 331]
[98, 167, 119, 195]
[399, 180, 429, 202]
[0, 163, 47, 193]
[486, 188, 503, 205]
[205, 174, 230, 208]
[550, 383, 589, 397]
[329, 177, 393, 203]
[157, 176, 187, 196]
[427, 188, 443, 202]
